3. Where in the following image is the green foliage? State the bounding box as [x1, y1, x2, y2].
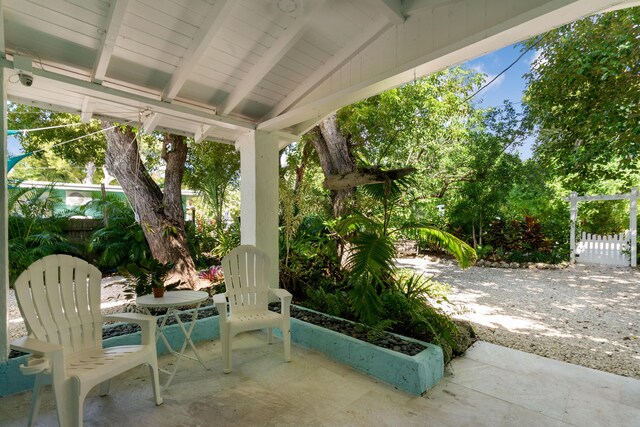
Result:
[117, 257, 178, 299]
[279, 216, 343, 298]
[480, 216, 567, 263]
[87, 197, 151, 270]
[8, 184, 78, 284]
[212, 221, 241, 260]
[184, 140, 240, 225]
[8, 104, 106, 183]
[524, 8, 640, 194]
[185, 208, 217, 268]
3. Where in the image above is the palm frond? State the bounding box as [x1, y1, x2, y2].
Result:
[334, 214, 381, 236]
[349, 278, 383, 325]
[361, 173, 414, 203]
[347, 232, 396, 281]
[403, 224, 476, 268]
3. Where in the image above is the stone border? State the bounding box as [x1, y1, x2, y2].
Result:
[1, 305, 443, 397]
[475, 259, 569, 269]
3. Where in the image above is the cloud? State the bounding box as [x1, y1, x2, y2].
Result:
[470, 63, 506, 91]
[528, 49, 546, 69]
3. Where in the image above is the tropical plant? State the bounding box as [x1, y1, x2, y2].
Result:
[86, 197, 151, 270]
[8, 184, 78, 284]
[212, 221, 241, 260]
[334, 176, 476, 325]
[117, 257, 179, 299]
[198, 265, 224, 283]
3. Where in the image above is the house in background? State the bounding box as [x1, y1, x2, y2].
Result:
[16, 180, 198, 219]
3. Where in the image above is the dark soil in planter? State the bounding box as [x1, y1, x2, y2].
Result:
[9, 301, 428, 359]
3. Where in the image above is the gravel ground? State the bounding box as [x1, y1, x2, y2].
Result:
[398, 257, 640, 379]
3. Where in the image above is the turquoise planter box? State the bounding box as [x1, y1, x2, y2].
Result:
[1, 305, 443, 397]
[286, 306, 444, 395]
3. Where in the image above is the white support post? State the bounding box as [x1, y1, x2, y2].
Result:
[569, 192, 577, 264]
[630, 188, 637, 268]
[0, 67, 9, 362]
[236, 130, 280, 288]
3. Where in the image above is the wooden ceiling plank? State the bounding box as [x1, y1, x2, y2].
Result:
[217, 0, 326, 116]
[263, 16, 390, 120]
[162, 0, 235, 102]
[143, 111, 161, 134]
[92, 0, 130, 84]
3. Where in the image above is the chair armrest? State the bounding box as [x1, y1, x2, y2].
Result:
[269, 288, 292, 303]
[269, 288, 292, 318]
[10, 337, 65, 376]
[105, 313, 157, 346]
[213, 293, 228, 322]
[11, 336, 63, 356]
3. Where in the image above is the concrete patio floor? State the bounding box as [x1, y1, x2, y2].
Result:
[1, 333, 639, 426]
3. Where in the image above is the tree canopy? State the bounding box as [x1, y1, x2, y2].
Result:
[524, 7, 640, 194]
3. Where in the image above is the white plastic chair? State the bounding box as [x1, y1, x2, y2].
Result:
[213, 245, 292, 373]
[10, 255, 163, 427]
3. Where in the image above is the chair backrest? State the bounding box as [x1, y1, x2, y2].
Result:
[14, 255, 104, 354]
[221, 245, 270, 315]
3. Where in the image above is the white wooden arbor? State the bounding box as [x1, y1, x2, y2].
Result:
[568, 189, 638, 267]
[1, 0, 639, 361]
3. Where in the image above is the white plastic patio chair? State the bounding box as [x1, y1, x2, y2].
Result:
[213, 245, 292, 373]
[10, 255, 163, 427]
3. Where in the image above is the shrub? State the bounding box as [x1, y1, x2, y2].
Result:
[86, 197, 151, 270]
[8, 185, 79, 284]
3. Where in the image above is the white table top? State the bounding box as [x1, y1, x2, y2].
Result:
[136, 290, 209, 309]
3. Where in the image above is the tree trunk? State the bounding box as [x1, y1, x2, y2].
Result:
[102, 123, 199, 288]
[83, 161, 96, 184]
[308, 113, 356, 218]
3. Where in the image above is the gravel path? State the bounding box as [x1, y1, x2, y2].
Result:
[398, 257, 640, 379]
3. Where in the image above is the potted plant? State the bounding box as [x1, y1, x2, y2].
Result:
[118, 257, 179, 299]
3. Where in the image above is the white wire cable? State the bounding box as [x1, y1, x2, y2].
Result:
[30, 120, 135, 154]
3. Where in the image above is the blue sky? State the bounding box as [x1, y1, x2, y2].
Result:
[463, 43, 538, 159]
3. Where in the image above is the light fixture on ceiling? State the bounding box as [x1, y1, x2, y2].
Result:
[273, 0, 303, 17]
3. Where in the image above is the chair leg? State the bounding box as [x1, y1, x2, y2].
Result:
[99, 379, 111, 396]
[27, 374, 45, 427]
[221, 325, 232, 374]
[73, 389, 87, 427]
[148, 358, 164, 405]
[267, 327, 274, 344]
[52, 377, 71, 427]
[224, 333, 234, 374]
[283, 323, 291, 362]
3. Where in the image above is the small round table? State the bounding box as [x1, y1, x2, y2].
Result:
[136, 290, 210, 388]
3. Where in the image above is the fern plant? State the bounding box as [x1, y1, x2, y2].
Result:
[8, 184, 78, 284]
[86, 196, 151, 270]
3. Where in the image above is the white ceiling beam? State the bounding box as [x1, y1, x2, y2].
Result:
[143, 112, 161, 134]
[0, 3, 6, 56]
[80, 96, 93, 122]
[375, 0, 406, 25]
[218, 0, 325, 116]
[194, 125, 212, 143]
[263, 16, 390, 121]
[162, 0, 235, 102]
[92, 0, 130, 84]
[1, 58, 255, 132]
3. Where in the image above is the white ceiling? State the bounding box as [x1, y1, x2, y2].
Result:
[0, 0, 637, 145]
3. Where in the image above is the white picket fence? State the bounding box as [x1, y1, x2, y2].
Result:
[575, 231, 630, 266]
